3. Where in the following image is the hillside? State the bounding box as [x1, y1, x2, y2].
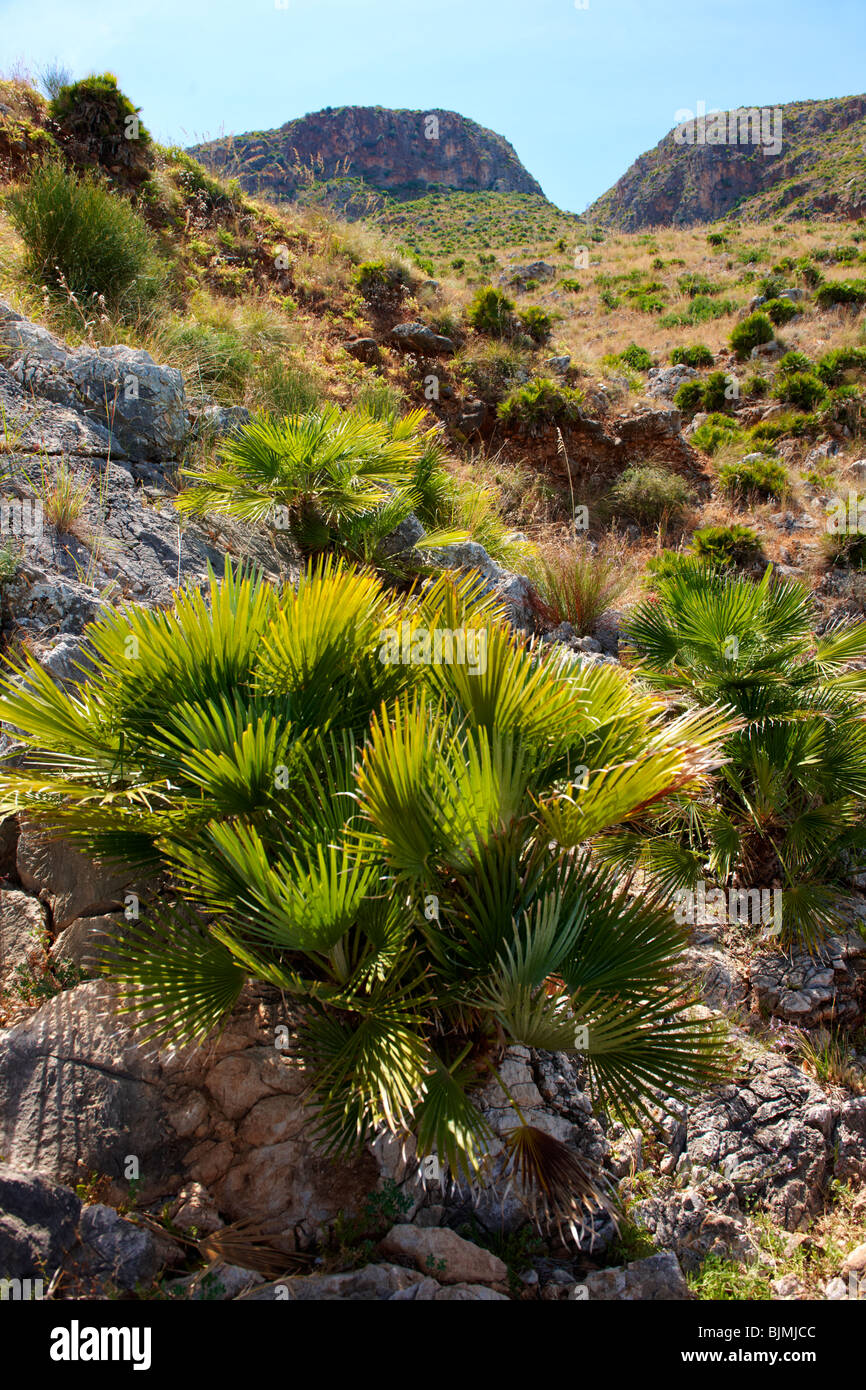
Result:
[1, 70, 866, 1311]
[189, 105, 544, 202]
[587, 93, 866, 229]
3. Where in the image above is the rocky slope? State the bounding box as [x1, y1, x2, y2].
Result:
[188, 106, 544, 203]
[587, 94, 866, 229]
[0, 297, 864, 1301]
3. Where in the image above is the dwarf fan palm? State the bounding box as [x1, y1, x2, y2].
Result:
[619, 559, 866, 943]
[0, 558, 733, 1235]
[176, 405, 464, 562]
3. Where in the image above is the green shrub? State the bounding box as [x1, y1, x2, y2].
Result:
[618, 343, 653, 372]
[497, 377, 584, 431]
[160, 321, 253, 397]
[816, 346, 866, 386]
[730, 312, 774, 359]
[763, 297, 800, 327]
[777, 350, 812, 376]
[50, 73, 152, 183]
[519, 306, 553, 344]
[677, 272, 720, 298]
[707, 232, 727, 247]
[702, 370, 732, 413]
[559, 277, 583, 292]
[609, 465, 693, 526]
[7, 159, 165, 312]
[671, 344, 714, 368]
[745, 374, 770, 397]
[718, 454, 789, 501]
[691, 524, 763, 566]
[691, 413, 744, 455]
[674, 380, 705, 414]
[467, 285, 516, 338]
[773, 371, 827, 411]
[757, 274, 786, 300]
[661, 295, 737, 328]
[815, 280, 866, 309]
[623, 563, 866, 944]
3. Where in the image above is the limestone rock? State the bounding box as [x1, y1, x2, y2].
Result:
[16, 827, 133, 931]
[583, 1251, 690, 1300]
[378, 1224, 507, 1285]
[0, 889, 48, 987]
[0, 1167, 81, 1281]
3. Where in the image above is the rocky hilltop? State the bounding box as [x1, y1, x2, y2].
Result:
[188, 105, 544, 202]
[587, 94, 866, 228]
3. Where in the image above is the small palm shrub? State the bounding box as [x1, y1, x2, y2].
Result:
[815, 280, 866, 309]
[691, 413, 744, 455]
[7, 160, 165, 312]
[519, 306, 552, 344]
[674, 380, 705, 414]
[776, 350, 812, 377]
[816, 346, 866, 386]
[609, 465, 693, 527]
[525, 541, 629, 634]
[0, 559, 730, 1229]
[677, 272, 720, 298]
[745, 374, 770, 397]
[621, 565, 866, 943]
[730, 312, 774, 359]
[763, 297, 799, 327]
[467, 286, 516, 338]
[671, 344, 714, 368]
[718, 454, 789, 501]
[176, 405, 450, 562]
[773, 371, 827, 411]
[691, 524, 763, 567]
[497, 377, 584, 432]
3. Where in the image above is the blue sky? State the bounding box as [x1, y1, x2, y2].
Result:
[2, 0, 864, 211]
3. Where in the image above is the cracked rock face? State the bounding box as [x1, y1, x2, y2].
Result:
[683, 1052, 841, 1230]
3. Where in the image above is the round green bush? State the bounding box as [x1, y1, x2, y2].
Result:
[763, 297, 800, 327]
[729, 312, 775, 359]
[718, 455, 789, 501]
[691, 524, 763, 566]
[773, 372, 827, 411]
[670, 344, 714, 368]
[674, 380, 705, 413]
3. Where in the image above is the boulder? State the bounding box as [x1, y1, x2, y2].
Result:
[16, 827, 133, 932]
[10, 342, 187, 461]
[0, 889, 48, 987]
[64, 1203, 164, 1294]
[582, 1251, 690, 1300]
[683, 1051, 838, 1230]
[343, 338, 381, 366]
[389, 322, 455, 356]
[247, 1262, 427, 1301]
[0, 1168, 81, 1281]
[834, 1097, 866, 1182]
[0, 980, 379, 1242]
[632, 1184, 757, 1272]
[378, 1224, 507, 1285]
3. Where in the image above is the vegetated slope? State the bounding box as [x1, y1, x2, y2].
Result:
[188, 105, 544, 202]
[587, 94, 866, 229]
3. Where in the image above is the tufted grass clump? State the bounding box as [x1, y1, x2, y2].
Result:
[7, 159, 166, 314]
[609, 464, 694, 527]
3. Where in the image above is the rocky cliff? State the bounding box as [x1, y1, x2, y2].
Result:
[188, 105, 544, 202]
[587, 94, 866, 229]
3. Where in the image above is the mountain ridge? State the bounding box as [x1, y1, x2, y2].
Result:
[188, 105, 544, 203]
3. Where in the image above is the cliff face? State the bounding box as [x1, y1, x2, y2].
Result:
[587, 94, 866, 228]
[189, 106, 544, 202]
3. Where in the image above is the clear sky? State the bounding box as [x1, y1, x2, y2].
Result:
[2, 0, 864, 212]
